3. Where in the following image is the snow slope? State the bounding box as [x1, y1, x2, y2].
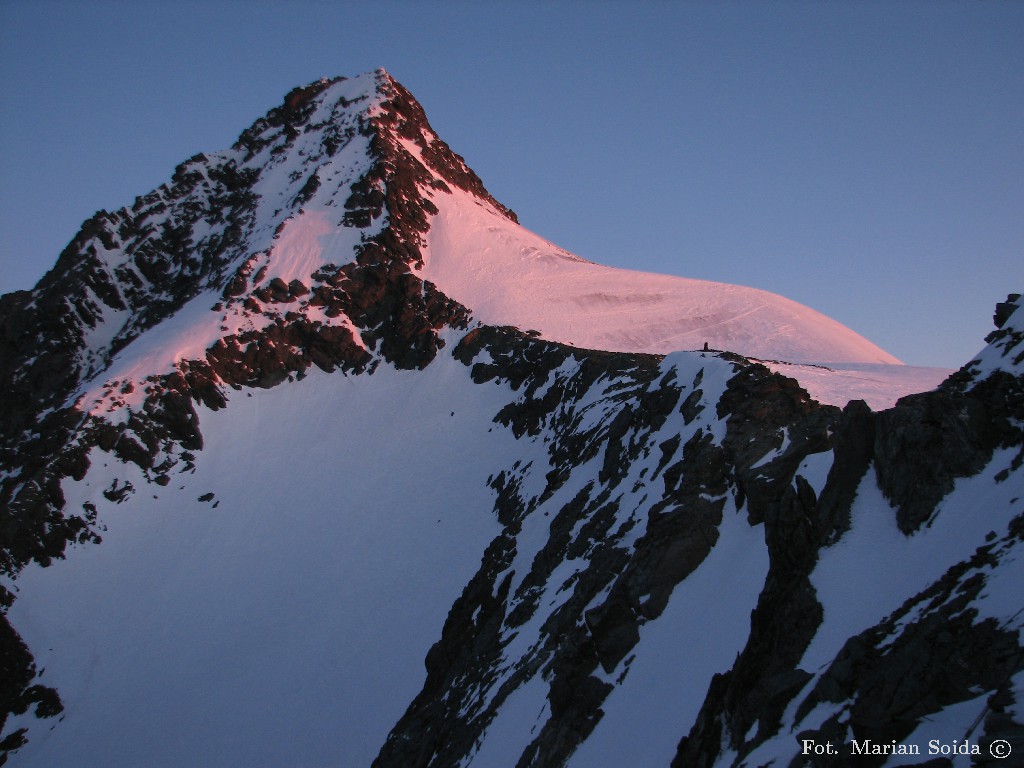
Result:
[2, 71, 1016, 768]
[4, 359, 521, 767]
[420, 187, 900, 366]
[763, 361, 955, 411]
[415, 186, 954, 408]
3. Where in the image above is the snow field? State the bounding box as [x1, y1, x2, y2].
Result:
[6, 357, 524, 767]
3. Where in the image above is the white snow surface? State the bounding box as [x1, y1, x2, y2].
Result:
[412, 186, 958, 407]
[6, 359, 523, 768]
[420, 188, 901, 367]
[6, 70, 1015, 767]
[566, 502, 769, 768]
[62, 66, 948, 415]
[764, 361, 954, 411]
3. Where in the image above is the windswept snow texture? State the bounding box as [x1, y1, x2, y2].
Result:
[412, 185, 954, 407]
[420, 188, 900, 366]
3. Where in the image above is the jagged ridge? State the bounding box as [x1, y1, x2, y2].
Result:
[0, 69, 516, 755]
[0, 69, 1020, 768]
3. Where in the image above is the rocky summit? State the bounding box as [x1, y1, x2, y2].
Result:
[0, 70, 1021, 767]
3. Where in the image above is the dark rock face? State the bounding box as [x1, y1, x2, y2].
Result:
[672, 297, 1024, 768]
[874, 389, 1004, 533]
[365, 301, 1024, 768]
[994, 293, 1021, 330]
[373, 341, 837, 767]
[1, 70, 1021, 768]
[0, 71, 506, 758]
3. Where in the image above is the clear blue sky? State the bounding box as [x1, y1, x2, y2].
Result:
[1, 1, 1021, 367]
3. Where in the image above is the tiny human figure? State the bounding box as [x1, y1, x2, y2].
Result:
[703, 341, 709, 351]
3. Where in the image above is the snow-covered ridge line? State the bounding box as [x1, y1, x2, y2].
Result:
[417, 187, 902, 366]
[3, 69, 1020, 767]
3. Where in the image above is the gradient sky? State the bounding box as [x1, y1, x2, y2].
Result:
[1, 1, 1021, 367]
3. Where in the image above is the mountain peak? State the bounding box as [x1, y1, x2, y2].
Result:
[0, 71, 521, 428]
[230, 69, 517, 224]
[0, 70, 938, 491]
[1, 71, 1021, 768]
[367, 72, 519, 223]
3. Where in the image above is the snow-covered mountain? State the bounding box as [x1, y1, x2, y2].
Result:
[420, 184, 900, 365]
[0, 70, 1020, 767]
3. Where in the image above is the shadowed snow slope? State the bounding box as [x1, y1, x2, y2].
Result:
[2, 70, 1017, 768]
[4, 361, 518, 768]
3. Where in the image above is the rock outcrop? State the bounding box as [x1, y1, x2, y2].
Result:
[0, 69, 1020, 767]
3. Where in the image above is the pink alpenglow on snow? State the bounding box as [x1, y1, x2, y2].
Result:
[419, 187, 901, 366]
[60, 70, 946, 418]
